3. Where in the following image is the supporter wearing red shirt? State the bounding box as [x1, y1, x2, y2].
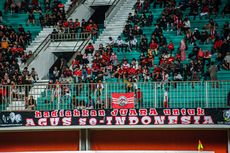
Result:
[92, 63, 100, 78]
[102, 51, 110, 64]
[122, 60, 130, 73]
[167, 56, 175, 64]
[86, 65, 91, 77]
[68, 19, 74, 31]
[203, 50, 211, 67]
[167, 41, 174, 54]
[92, 23, 98, 36]
[74, 19, 81, 32]
[135, 0, 142, 11]
[213, 39, 223, 51]
[153, 65, 161, 81]
[86, 24, 93, 32]
[63, 68, 72, 77]
[63, 20, 69, 28]
[73, 68, 82, 77]
[128, 66, 137, 76]
[72, 58, 80, 69]
[85, 43, 94, 55]
[73, 68, 82, 83]
[149, 40, 158, 55]
[159, 56, 166, 65]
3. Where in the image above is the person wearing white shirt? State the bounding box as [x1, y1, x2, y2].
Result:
[115, 36, 125, 52]
[223, 52, 230, 70]
[173, 72, 183, 88]
[183, 17, 191, 31]
[129, 36, 138, 51]
[107, 37, 114, 46]
[163, 88, 169, 108]
[174, 73, 183, 80]
[122, 61, 130, 69]
[95, 80, 104, 98]
[160, 70, 169, 89]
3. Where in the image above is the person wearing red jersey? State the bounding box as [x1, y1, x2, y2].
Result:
[92, 63, 100, 79]
[85, 42, 94, 55]
[73, 68, 82, 83]
[167, 41, 174, 55]
[149, 39, 158, 55]
[152, 65, 161, 81]
[128, 65, 137, 78]
[163, 88, 169, 108]
[74, 19, 81, 32]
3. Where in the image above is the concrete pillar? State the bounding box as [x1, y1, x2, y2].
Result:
[79, 129, 90, 150]
[228, 129, 230, 153]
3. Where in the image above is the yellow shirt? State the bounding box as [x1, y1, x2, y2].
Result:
[1, 41, 9, 49]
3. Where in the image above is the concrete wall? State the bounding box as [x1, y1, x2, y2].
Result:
[28, 46, 57, 80]
[69, 4, 95, 21]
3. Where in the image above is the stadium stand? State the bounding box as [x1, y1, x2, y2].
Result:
[0, 0, 229, 111]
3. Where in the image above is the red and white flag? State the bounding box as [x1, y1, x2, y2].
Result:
[111, 92, 135, 109]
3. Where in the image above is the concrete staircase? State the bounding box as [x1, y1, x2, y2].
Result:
[24, 28, 53, 54]
[93, 0, 136, 48]
[88, 0, 136, 64]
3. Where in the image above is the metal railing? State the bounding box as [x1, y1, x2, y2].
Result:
[87, 0, 115, 6]
[50, 33, 92, 41]
[0, 81, 229, 111]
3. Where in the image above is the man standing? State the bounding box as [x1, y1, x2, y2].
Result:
[164, 88, 169, 108]
[209, 62, 219, 88]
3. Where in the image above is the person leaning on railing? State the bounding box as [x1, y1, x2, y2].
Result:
[25, 96, 36, 111]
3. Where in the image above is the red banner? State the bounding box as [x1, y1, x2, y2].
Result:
[112, 92, 135, 109]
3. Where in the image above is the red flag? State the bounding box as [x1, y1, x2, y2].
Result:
[112, 92, 135, 109]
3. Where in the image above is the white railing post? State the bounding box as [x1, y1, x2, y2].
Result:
[154, 82, 157, 108]
[105, 83, 108, 109]
[205, 81, 209, 108]
[57, 87, 60, 110]
[9, 85, 12, 109]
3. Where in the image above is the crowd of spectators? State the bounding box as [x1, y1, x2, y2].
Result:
[3, 0, 70, 27]
[46, 0, 230, 106]
[1, 0, 229, 109]
[51, 18, 99, 41]
[0, 23, 39, 87]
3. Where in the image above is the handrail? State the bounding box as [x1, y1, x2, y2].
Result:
[104, 0, 123, 25]
[20, 0, 84, 69]
[105, 0, 119, 18]
[0, 81, 229, 111]
[88, 0, 115, 6]
[66, 0, 86, 18]
[22, 34, 51, 68]
[50, 32, 92, 41]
